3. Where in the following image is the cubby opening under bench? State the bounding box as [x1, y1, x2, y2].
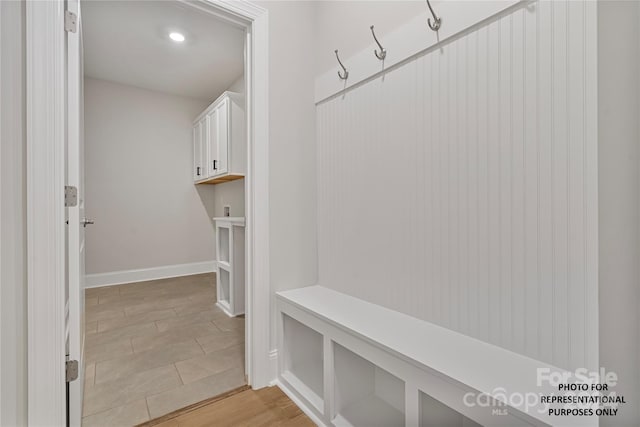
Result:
[276, 286, 593, 427]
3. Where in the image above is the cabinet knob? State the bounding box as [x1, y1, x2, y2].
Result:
[197, 166, 201, 176]
[213, 160, 218, 170]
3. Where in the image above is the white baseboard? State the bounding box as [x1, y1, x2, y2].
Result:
[274, 379, 328, 427]
[85, 261, 217, 288]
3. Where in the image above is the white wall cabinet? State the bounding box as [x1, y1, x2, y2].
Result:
[193, 92, 245, 185]
[214, 217, 245, 317]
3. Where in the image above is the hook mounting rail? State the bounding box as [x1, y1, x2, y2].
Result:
[370, 25, 386, 60]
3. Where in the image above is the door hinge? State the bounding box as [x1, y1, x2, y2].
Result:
[66, 360, 79, 382]
[65, 186, 78, 207]
[64, 10, 77, 33]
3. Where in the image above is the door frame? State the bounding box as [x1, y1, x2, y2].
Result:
[25, 0, 271, 423]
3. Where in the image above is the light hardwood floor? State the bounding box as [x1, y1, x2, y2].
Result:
[140, 386, 314, 427]
[83, 273, 245, 426]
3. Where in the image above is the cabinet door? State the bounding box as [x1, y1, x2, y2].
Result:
[193, 121, 204, 180]
[207, 109, 219, 176]
[216, 98, 229, 175]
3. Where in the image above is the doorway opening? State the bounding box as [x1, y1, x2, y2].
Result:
[78, 1, 248, 424]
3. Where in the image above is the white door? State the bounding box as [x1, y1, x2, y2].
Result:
[66, 0, 86, 425]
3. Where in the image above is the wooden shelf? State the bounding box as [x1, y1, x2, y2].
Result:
[195, 174, 244, 185]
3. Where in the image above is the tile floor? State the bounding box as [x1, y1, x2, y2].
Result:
[82, 273, 245, 427]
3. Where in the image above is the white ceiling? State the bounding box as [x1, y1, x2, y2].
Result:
[82, 1, 245, 102]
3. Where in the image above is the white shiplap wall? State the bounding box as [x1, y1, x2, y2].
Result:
[316, 0, 598, 372]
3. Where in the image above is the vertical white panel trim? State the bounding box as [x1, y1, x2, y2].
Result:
[0, 4, 3, 419]
[1, 3, 27, 424]
[26, 0, 66, 424]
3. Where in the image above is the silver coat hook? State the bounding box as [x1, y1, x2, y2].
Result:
[425, 0, 442, 31]
[335, 49, 349, 80]
[370, 25, 386, 60]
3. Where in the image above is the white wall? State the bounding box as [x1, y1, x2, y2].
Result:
[0, 0, 27, 424]
[253, 1, 319, 349]
[316, 0, 599, 372]
[598, 1, 640, 425]
[84, 78, 215, 275]
[314, 0, 424, 74]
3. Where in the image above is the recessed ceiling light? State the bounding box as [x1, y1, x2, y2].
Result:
[169, 32, 185, 42]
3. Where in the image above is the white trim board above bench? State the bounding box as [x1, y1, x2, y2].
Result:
[276, 286, 597, 427]
[315, 0, 522, 104]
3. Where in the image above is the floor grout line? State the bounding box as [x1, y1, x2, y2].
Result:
[174, 362, 185, 386]
[194, 337, 207, 355]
